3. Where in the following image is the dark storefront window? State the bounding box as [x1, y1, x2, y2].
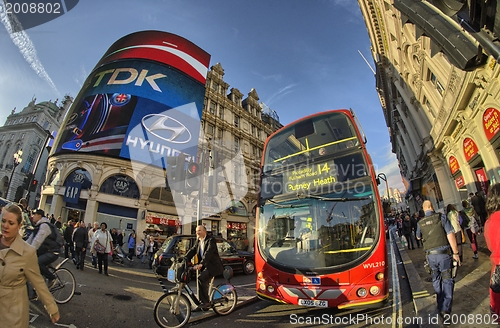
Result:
[99, 174, 139, 198]
[227, 221, 248, 251]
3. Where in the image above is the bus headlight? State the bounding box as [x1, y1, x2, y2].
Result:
[267, 285, 275, 293]
[375, 272, 384, 281]
[259, 283, 266, 291]
[370, 286, 380, 296]
[356, 288, 367, 297]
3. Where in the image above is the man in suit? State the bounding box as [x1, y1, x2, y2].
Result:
[185, 225, 224, 311]
[73, 220, 89, 270]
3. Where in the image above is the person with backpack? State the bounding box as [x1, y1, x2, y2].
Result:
[462, 200, 480, 259]
[26, 209, 60, 288]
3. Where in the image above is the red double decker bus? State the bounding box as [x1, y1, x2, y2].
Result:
[255, 109, 388, 309]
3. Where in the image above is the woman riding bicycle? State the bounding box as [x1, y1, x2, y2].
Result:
[184, 225, 224, 311]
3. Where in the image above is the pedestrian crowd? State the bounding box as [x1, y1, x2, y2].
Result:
[390, 186, 500, 322]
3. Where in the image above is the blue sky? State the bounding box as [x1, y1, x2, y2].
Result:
[0, 0, 405, 192]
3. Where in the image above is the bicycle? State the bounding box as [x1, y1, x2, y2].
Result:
[31, 258, 76, 304]
[153, 256, 238, 328]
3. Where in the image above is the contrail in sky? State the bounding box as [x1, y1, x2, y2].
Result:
[0, 1, 60, 96]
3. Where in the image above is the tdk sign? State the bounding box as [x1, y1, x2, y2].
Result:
[92, 68, 167, 92]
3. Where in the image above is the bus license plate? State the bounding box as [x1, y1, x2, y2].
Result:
[298, 299, 328, 307]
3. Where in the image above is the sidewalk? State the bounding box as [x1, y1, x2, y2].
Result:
[397, 228, 494, 327]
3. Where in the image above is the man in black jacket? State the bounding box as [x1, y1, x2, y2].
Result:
[73, 220, 89, 270]
[64, 219, 75, 261]
[185, 225, 224, 311]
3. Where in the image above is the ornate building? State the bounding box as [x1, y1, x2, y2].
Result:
[359, 0, 500, 212]
[40, 63, 281, 249]
[0, 96, 72, 208]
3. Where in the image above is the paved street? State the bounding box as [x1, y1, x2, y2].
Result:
[28, 256, 256, 328]
[29, 228, 496, 328]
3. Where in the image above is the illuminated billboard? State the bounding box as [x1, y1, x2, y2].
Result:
[52, 30, 210, 167]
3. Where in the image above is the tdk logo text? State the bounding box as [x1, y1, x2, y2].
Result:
[92, 68, 166, 92]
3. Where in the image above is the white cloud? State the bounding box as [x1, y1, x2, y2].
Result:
[0, 1, 60, 97]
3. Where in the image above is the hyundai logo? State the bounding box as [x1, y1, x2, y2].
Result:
[141, 114, 192, 144]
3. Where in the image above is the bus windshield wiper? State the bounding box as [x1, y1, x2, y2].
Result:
[266, 199, 310, 208]
[297, 192, 370, 202]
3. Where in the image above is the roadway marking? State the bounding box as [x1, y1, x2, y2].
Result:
[54, 324, 77, 328]
[29, 313, 39, 323]
[389, 230, 403, 328]
[233, 283, 255, 288]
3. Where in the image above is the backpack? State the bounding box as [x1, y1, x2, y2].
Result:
[40, 221, 65, 250]
[458, 210, 470, 230]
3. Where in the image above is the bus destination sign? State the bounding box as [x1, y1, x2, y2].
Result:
[284, 161, 337, 193]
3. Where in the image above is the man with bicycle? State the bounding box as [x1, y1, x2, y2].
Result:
[185, 225, 224, 311]
[26, 209, 59, 288]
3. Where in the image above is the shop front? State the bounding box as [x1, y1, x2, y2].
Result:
[227, 221, 248, 251]
[146, 211, 181, 243]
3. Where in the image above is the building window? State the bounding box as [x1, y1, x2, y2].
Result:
[209, 101, 216, 114]
[251, 124, 256, 136]
[428, 70, 444, 96]
[149, 187, 175, 205]
[99, 174, 139, 198]
[21, 147, 38, 174]
[211, 81, 219, 92]
[234, 115, 240, 127]
[218, 106, 224, 119]
[207, 123, 215, 136]
[424, 96, 436, 119]
[234, 136, 240, 151]
[217, 128, 223, 140]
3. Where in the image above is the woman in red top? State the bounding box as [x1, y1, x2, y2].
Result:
[485, 183, 500, 318]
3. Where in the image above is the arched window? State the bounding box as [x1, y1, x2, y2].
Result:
[64, 168, 92, 189]
[0, 142, 11, 168]
[48, 169, 61, 186]
[149, 187, 175, 205]
[226, 200, 247, 216]
[99, 174, 139, 198]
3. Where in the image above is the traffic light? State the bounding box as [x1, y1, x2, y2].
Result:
[166, 154, 186, 192]
[23, 173, 33, 190]
[29, 180, 38, 192]
[208, 150, 225, 197]
[184, 161, 200, 191]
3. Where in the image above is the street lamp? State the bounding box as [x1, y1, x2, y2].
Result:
[6, 149, 23, 201]
[26, 130, 54, 203]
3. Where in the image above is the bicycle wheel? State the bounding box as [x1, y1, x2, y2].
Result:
[211, 284, 237, 315]
[154, 292, 191, 328]
[51, 268, 75, 304]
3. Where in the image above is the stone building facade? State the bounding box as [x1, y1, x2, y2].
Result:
[358, 0, 500, 213]
[0, 96, 72, 208]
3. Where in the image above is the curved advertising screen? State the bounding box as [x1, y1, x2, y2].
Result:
[52, 30, 210, 167]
